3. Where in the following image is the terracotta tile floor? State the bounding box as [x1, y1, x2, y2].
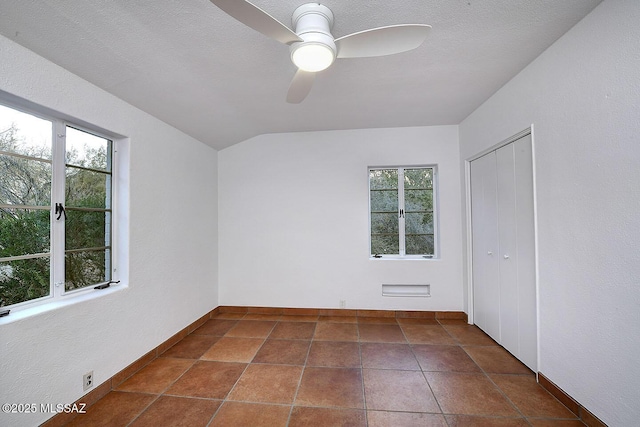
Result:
[64, 314, 585, 426]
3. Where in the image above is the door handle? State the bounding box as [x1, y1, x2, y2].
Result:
[503, 254, 510, 259]
[487, 251, 493, 255]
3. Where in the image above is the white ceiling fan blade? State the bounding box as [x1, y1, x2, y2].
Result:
[335, 24, 431, 59]
[286, 69, 316, 104]
[210, 0, 302, 45]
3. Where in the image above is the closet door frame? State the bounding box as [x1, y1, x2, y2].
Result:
[464, 127, 540, 370]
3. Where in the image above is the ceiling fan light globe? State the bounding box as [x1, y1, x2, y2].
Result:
[291, 42, 335, 72]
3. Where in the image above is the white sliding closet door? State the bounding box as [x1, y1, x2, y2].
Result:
[471, 133, 537, 371]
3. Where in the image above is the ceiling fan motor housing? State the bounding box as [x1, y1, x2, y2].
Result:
[290, 3, 336, 71]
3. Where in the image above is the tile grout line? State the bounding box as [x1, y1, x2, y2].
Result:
[220, 316, 275, 405]
[204, 313, 253, 427]
[400, 320, 449, 424]
[125, 313, 236, 427]
[284, 320, 316, 427]
[122, 394, 161, 427]
[119, 312, 226, 427]
[468, 346, 529, 422]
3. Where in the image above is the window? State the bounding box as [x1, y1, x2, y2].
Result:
[0, 102, 117, 310]
[369, 166, 436, 258]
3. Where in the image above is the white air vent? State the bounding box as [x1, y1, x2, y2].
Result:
[382, 284, 430, 297]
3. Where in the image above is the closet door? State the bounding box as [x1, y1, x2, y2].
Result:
[496, 142, 520, 354]
[513, 135, 536, 370]
[471, 152, 501, 342]
[471, 134, 537, 371]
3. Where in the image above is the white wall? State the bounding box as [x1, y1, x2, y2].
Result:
[219, 126, 463, 311]
[0, 36, 218, 426]
[459, 0, 640, 425]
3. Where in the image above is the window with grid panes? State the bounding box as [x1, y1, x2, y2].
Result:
[369, 166, 436, 258]
[0, 102, 115, 311]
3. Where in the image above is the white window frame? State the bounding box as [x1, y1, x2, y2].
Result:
[368, 165, 438, 260]
[0, 97, 127, 316]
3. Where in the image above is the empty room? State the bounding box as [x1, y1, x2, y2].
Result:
[0, 0, 638, 426]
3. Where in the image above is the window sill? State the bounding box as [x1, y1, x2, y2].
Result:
[369, 256, 439, 261]
[0, 283, 126, 325]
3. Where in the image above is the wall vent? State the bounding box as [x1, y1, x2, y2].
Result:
[382, 284, 430, 297]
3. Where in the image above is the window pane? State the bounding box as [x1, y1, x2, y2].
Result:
[65, 249, 110, 291]
[371, 212, 399, 234]
[64, 128, 112, 292]
[405, 188, 433, 211]
[0, 208, 50, 257]
[406, 234, 434, 255]
[66, 127, 111, 171]
[0, 104, 52, 160]
[1, 153, 51, 206]
[404, 168, 435, 256]
[370, 169, 399, 255]
[66, 167, 110, 209]
[369, 169, 398, 190]
[405, 212, 434, 235]
[371, 234, 399, 255]
[0, 257, 50, 307]
[404, 168, 432, 189]
[370, 189, 398, 212]
[371, 212, 399, 255]
[65, 209, 110, 251]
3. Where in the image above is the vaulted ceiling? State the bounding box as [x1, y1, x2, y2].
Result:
[0, 0, 601, 150]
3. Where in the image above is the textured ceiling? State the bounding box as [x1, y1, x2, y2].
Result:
[0, 0, 601, 150]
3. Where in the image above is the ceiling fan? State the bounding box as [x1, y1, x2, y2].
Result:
[209, 0, 431, 103]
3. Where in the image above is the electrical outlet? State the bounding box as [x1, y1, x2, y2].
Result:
[339, 300, 346, 308]
[83, 371, 94, 391]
